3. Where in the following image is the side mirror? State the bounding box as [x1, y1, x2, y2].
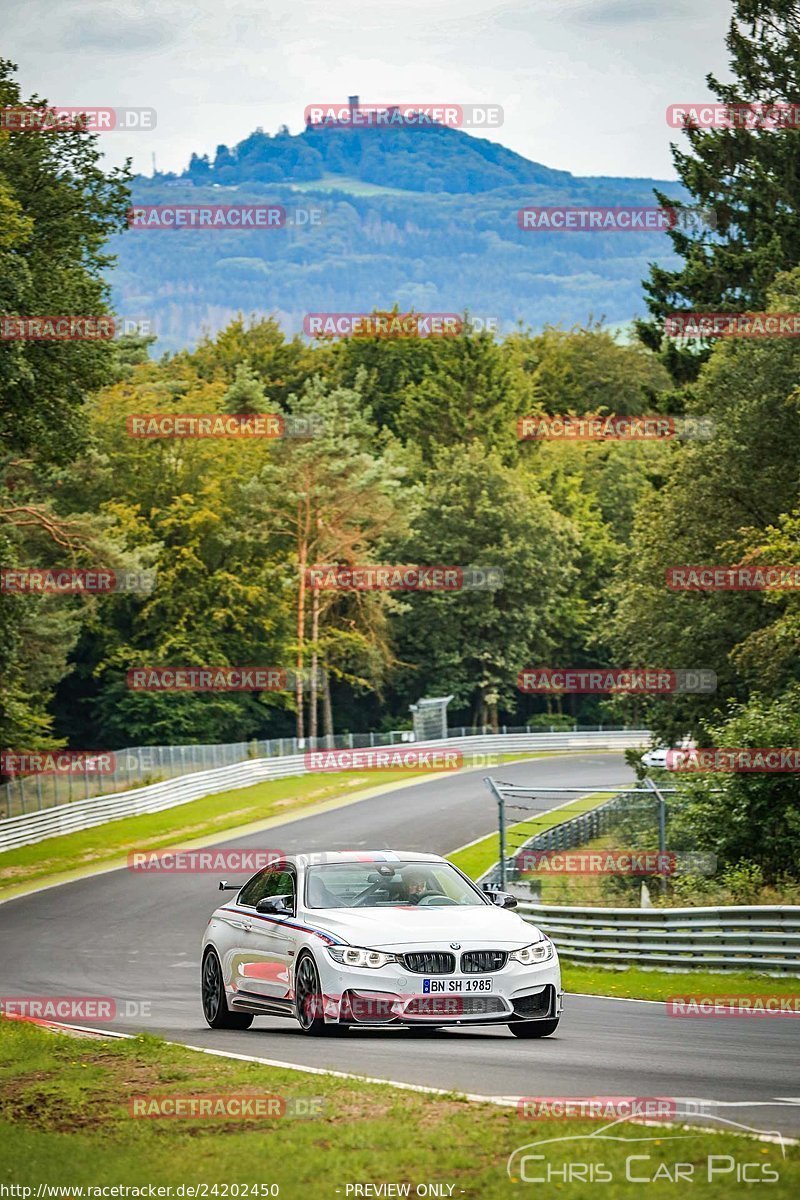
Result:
[485, 890, 518, 909]
[256, 894, 293, 915]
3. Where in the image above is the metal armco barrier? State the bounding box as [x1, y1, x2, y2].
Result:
[0, 730, 649, 852]
[0, 725, 644, 819]
[517, 902, 800, 974]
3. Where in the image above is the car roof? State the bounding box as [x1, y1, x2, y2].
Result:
[292, 850, 446, 867]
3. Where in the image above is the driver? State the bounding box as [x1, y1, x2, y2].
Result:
[403, 868, 433, 903]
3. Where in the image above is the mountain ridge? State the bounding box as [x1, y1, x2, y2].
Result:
[111, 118, 686, 353]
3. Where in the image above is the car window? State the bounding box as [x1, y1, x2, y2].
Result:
[305, 861, 486, 908]
[239, 869, 295, 910]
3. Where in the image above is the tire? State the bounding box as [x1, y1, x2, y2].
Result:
[202, 948, 253, 1030]
[294, 952, 336, 1036]
[508, 1017, 560, 1038]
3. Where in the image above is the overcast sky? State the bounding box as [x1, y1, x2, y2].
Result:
[3, 0, 734, 179]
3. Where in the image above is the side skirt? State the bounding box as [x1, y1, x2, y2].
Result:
[230, 991, 296, 1019]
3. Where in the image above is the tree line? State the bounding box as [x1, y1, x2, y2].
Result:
[1, 1, 800, 882]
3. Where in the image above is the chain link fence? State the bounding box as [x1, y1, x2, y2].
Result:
[479, 789, 638, 891]
[0, 723, 627, 819]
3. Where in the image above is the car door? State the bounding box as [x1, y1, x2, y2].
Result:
[236, 868, 297, 1002]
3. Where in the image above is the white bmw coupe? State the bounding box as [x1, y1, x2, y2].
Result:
[201, 850, 562, 1037]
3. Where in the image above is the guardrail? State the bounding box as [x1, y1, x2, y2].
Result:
[517, 901, 800, 974]
[0, 724, 641, 819]
[0, 729, 649, 853]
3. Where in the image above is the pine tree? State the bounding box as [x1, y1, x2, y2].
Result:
[637, 1, 800, 380]
[221, 362, 265, 414]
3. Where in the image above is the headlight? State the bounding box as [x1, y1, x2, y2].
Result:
[326, 946, 397, 969]
[510, 938, 555, 965]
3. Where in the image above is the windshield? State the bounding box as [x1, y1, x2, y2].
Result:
[305, 861, 488, 909]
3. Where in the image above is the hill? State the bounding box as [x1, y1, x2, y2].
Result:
[110, 115, 687, 353]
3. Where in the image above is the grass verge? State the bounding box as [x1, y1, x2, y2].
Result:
[0, 752, 552, 900]
[447, 790, 612, 880]
[0, 768, 434, 899]
[448, 795, 800, 999]
[562, 962, 800, 1001]
[0, 1018, 795, 1198]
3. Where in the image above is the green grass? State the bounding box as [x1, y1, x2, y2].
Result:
[447, 791, 613, 880]
[0, 1018, 795, 1198]
[0, 751, 553, 900]
[448, 794, 800, 996]
[0, 768, 432, 898]
[562, 962, 800, 1000]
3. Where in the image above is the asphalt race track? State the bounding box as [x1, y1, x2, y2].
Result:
[2, 753, 799, 1138]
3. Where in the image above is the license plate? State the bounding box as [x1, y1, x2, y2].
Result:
[422, 977, 493, 994]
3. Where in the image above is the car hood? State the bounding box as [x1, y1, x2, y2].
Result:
[301, 904, 543, 949]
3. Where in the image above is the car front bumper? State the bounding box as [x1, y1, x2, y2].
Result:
[317, 954, 562, 1026]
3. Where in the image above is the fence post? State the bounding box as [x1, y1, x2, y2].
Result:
[644, 776, 669, 897]
[484, 777, 507, 892]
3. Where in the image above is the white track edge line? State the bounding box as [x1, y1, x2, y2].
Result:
[23, 1018, 799, 1145]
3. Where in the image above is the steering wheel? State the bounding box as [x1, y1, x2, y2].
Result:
[416, 893, 458, 906]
